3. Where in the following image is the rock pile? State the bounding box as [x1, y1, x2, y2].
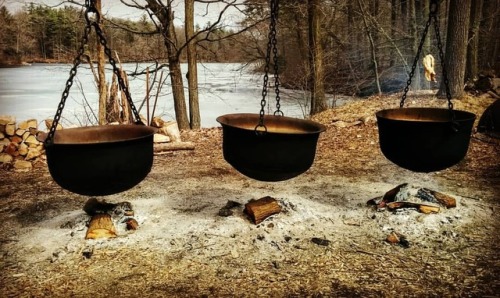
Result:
[0, 116, 45, 171]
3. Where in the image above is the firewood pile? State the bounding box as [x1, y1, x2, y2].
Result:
[0, 114, 196, 171]
[0, 116, 46, 171]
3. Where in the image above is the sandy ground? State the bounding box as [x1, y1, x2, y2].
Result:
[0, 94, 499, 297]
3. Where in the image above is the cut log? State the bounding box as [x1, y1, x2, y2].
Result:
[0, 115, 15, 126]
[15, 128, 26, 137]
[18, 143, 29, 156]
[244, 196, 282, 224]
[153, 133, 170, 143]
[13, 160, 32, 171]
[0, 138, 10, 146]
[10, 135, 23, 144]
[386, 202, 440, 214]
[151, 116, 165, 128]
[160, 121, 181, 142]
[125, 218, 139, 230]
[18, 119, 37, 130]
[45, 119, 63, 131]
[367, 183, 409, 209]
[85, 214, 117, 239]
[416, 188, 457, 208]
[0, 153, 13, 163]
[5, 143, 19, 156]
[24, 135, 40, 146]
[5, 123, 15, 136]
[22, 131, 31, 141]
[25, 147, 42, 160]
[154, 141, 195, 152]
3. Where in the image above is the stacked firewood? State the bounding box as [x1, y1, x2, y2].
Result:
[0, 114, 195, 170]
[0, 116, 45, 171]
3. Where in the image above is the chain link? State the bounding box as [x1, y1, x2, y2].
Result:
[45, 0, 142, 146]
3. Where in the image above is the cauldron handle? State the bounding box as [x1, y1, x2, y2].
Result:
[45, 0, 143, 146]
[399, 0, 456, 128]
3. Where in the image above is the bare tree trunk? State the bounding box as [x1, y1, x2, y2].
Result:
[358, 0, 382, 95]
[479, 0, 499, 73]
[146, 0, 189, 130]
[390, 0, 398, 67]
[466, 0, 484, 82]
[96, 0, 107, 125]
[410, 0, 421, 91]
[185, 0, 200, 129]
[438, 0, 472, 98]
[308, 0, 327, 115]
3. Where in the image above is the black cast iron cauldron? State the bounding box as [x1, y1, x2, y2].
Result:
[39, 125, 156, 196]
[217, 113, 326, 181]
[376, 107, 476, 172]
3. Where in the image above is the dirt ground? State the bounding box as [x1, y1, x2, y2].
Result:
[1, 93, 499, 297]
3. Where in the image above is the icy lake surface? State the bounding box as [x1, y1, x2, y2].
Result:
[0, 63, 319, 128]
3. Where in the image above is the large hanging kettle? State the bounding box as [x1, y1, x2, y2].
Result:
[216, 0, 325, 181]
[40, 0, 156, 196]
[376, 0, 475, 172]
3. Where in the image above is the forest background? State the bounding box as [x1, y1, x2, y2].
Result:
[0, 0, 499, 129]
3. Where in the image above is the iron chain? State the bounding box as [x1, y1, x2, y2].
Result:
[257, 0, 282, 131]
[399, 0, 454, 118]
[45, 0, 142, 145]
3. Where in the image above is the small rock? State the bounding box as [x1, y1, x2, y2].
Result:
[311, 237, 330, 246]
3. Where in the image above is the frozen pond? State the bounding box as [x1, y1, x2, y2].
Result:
[0, 63, 322, 128]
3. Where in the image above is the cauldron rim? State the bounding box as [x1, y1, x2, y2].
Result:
[376, 107, 476, 123]
[38, 124, 157, 145]
[216, 113, 326, 134]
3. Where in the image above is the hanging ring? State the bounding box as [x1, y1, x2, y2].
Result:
[274, 110, 284, 116]
[254, 124, 268, 136]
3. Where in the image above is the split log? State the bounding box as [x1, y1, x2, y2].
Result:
[85, 214, 117, 239]
[153, 133, 170, 143]
[159, 121, 181, 142]
[10, 135, 22, 144]
[5, 123, 15, 136]
[15, 128, 25, 137]
[0, 153, 13, 163]
[18, 143, 29, 156]
[416, 188, 456, 208]
[125, 218, 139, 230]
[24, 135, 40, 146]
[45, 119, 63, 131]
[13, 160, 32, 171]
[151, 116, 165, 128]
[25, 148, 42, 160]
[386, 202, 440, 214]
[367, 183, 409, 209]
[4, 143, 19, 156]
[154, 141, 195, 152]
[244, 196, 282, 224]
[18, 119, 37, 130]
